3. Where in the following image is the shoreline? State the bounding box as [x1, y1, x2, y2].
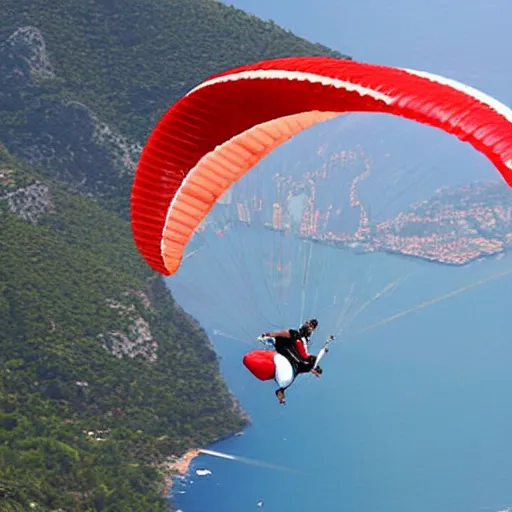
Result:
[162, 429, 247, 501]
[381, 245, 508, 267]
[161, 448, 202, 498]
[261, 223, 512, 267]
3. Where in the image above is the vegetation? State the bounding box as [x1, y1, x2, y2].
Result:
[0, 0, 347, 509]
[0, 0, 347, 146]
[0, 147, 248, 510]
[0, 0, 348, 218]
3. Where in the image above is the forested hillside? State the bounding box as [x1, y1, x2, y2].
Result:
[0, 0, 347, 509]
[0, 146, 248, 510]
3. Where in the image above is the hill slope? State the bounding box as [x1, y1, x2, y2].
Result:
[0, 0, 348, 509]
[0, 145, 249, 510]
[0, 0, 349, 216]
[0, 0, 347, 143]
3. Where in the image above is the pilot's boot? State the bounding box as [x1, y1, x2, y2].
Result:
[275, 388, 286, 404]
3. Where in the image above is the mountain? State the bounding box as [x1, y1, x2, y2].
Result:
[0, 145, 249, 510]
[0, 0, 348, 509]
[0, 0, 348, 217]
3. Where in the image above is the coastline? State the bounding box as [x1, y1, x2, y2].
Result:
[381, 245, 508, 267]
[161, 448, 201, 498]
[162, 430, 248, 502]
[262, 224, 511, 267]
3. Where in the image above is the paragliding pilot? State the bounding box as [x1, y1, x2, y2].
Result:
[262, 318, 322, 404]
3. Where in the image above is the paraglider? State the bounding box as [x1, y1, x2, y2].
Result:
[245, 319, 321, 404]
[244, 329, 335, 404]
[130, 56, 512, 395]
[131, 55, 512, 279]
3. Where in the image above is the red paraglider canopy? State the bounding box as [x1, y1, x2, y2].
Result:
[131, 56, 512, 276]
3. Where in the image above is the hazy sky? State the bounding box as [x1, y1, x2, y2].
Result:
[220, 0, 511, 101]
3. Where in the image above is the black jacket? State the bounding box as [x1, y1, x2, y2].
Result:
[274, 329, 315, 374]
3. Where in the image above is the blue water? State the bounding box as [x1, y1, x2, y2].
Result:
[169, 0, 512, 510]
[171, 250, 512, 512]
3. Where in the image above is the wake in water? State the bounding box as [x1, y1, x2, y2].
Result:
[199, 449, 303, 475]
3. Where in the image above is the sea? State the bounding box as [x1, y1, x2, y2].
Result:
[165, 0, 512, 510]
[169, 248, 512, 512]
